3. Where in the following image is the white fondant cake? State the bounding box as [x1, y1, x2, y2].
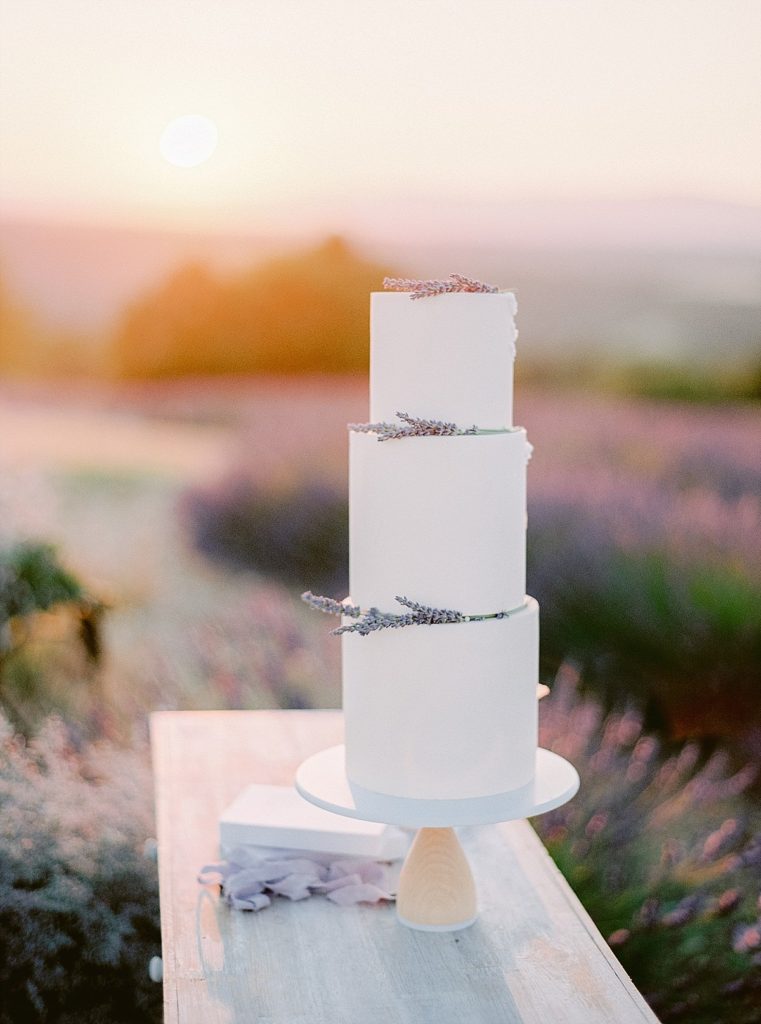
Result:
[349, 430, 531, 612]
[343, 600, 539, 800]
[342, 288, 538, 802]
[370, 292, 517, 427]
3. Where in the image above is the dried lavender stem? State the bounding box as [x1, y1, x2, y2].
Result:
[348, 412, 478, 441]
[301, 591, 361, 618]
[383, 274, 499, 299]
[302, 591, 517, 636]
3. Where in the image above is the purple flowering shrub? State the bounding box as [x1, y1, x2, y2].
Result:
[118, 574, 341, 717]
[524, 396, 761, 737]
[181, 476, 348, 595]
[0, 714, 160, 1024]
[3, 386, 758, 1019]
[528, 479, 761, 733]
[182, 400, 761, 740]
[3, 667, 758, 1024]
[536, 667, 761, 1023]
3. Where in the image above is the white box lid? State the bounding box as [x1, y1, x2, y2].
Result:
[219, 783, 410, 860]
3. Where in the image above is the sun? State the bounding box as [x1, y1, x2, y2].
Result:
[159, 115, 218, 168]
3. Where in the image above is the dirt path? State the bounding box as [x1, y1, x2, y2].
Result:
[0, 399, 234, 482]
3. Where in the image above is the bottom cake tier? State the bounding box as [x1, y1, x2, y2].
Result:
[342, 597, 539, 801]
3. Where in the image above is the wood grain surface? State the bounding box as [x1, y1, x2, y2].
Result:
[151, 710, 660, 1024]
[396, 827, 477, 929]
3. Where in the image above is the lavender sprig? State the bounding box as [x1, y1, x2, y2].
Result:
[383, 274, 499, 300]
[302, 592, 516, 636]
[333, 608, 418, 636]
[394, 595, 465, 624]
[301, 591, 361, 618]
[349, 411, 478, 441]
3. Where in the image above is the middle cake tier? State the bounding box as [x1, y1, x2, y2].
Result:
[349, 428, 532, 613]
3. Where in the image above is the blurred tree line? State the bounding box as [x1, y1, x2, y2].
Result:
[2, 237, 759, 396]
[114, 236, 393, 377]
[0, 274, 44, 374]
[0, 274, 105, 378]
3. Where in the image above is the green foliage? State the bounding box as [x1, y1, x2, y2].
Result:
[114, 236, 395, 377]
[0, 714, 161, 1024]
[0, 543, 105, 734]
[614, 358, 761, 405]
[0, 543, 84, 634]
[538, 550, 761, 727]
[619, 358, 761, 405]
[516, 353, 761, 405]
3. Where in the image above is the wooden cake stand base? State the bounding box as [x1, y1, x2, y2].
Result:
[295, 745, 579, 931]
[396, 826, 477, 931]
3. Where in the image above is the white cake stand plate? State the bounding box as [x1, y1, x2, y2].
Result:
[295, 745, 579, 932]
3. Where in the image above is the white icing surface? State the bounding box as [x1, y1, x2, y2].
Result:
[349, 430, 528, 612]
[370, 292, 517, 429]
[339, 287, 539, 804]
[343, 598, 539, 800]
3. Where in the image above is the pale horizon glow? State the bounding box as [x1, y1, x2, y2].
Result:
[159, 115, 218, 169]
[1, 0, 760, 236]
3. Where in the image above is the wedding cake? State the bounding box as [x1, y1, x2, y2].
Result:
[304, 277, 538, 805]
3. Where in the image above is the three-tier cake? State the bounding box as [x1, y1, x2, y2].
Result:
[334, 286, 538, 803]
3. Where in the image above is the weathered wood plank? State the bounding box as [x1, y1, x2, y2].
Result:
[151, 710, 659, 1024]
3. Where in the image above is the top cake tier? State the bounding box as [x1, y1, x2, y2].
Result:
[370, 291, 518, 429]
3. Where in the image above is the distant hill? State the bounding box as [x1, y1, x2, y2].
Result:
[1, 198, 760, 365]
[337, 195, 761, 252]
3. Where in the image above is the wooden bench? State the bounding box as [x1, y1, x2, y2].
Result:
[151, 710, 659, 1023]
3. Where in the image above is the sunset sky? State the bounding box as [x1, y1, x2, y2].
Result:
[1, 0, 760, 236]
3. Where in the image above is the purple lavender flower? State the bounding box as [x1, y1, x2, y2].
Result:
[348, 412, 478, 441]
[301, 591, 361, 618]
[301, 591, 511, 636]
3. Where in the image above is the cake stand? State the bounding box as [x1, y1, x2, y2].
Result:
[295, 743, 579, 931]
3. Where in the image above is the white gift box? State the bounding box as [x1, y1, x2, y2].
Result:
[219, 783, 410, 860]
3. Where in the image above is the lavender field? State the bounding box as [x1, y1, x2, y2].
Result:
[1, 379, 760, 1023]
[184, 382, 761, 745]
